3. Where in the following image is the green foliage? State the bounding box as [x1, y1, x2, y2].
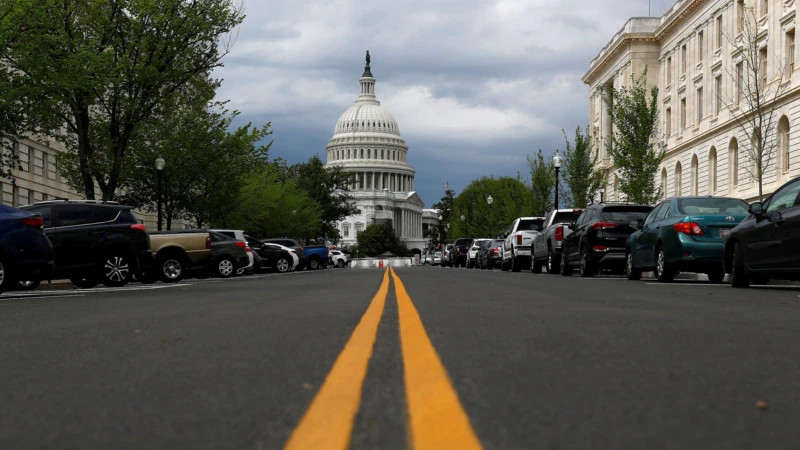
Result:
[290, 156, 357, 243]
[602, 69, 665, 204]
[562, 127, 604, 208]
[356, 223, 408, 257]
[450, 177, 532, 238]
[431, 189, 456, 244]
[0, 0, 244, 200]
[527, 150, 555, 216]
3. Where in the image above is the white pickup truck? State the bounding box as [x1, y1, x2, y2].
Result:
[501, 216, 546, 272]
[532, 208, 585, 274]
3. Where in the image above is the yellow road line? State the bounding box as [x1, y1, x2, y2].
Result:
[283, 269, 390, 450]
[390, 267, 484, 450]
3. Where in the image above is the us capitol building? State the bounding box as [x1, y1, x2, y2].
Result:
[325, 52, 437, 253]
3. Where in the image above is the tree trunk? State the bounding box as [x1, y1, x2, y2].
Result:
[75, 109, 96, 200]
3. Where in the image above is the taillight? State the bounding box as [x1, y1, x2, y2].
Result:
[234, 241, 246, 249]
[298, 246, 304, 253]
[516, 235, 522, 245]
[206, 236, 211, 249]
[592, 221, 618, 230]
[246, 246, 252, 253]
[592, 245, 608, 251]
[20, 216, 44, 228]
[674, 222, 704, 235]
[131, 223, 147, 232]
[491, 247, 500, 253]
[555, 226, 563, 241]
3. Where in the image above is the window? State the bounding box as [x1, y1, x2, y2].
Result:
[779, 115, 790, 173]
[709, 147, 718, 193]
[666, 107, 672, 135]
[661, 168, 668, 198]
[717, 15, 723, 49]
[381, 149, 384, 159]
[730, 138, 739, 187]
[360, 149, 364, 159]
[696, 87, 703, 123]
[698, 31, 704, 62]
[678, 197, 749, 214]
[680, 98, 687, 130]
[766, 179, 800, 212]
[94, 207, 120, 223]
[736, 62, 744, 105]
[681, 44, 687, 74]
[759, 46, 768, 91]
[657, 202, 672, 220]
[667, 56, 672, 84]
[356, 223, 364, 233]
[787, 29, 795, 76]
[26, 206, 52, 228]
[343, 223, 350, 237]
[674, 162, 683, 196]
[42, 153, 49, 179]
[57, 206, 95, 227]
[690, 154, 699, 195]
[644, 203, 663, 225]
[715, 75, 722, 115]
[761, 0, 768, 17]
[737, 0, 744, 34]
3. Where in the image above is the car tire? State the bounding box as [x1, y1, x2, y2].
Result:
[16, 279, 41, 290]
[547, 250, 560, 274]
[275, 257, 290, 273]
[625, 250, 642, 281]
[511, 252, 521, 272]
[336, 260, 345, 268]
[654, 247, 675, 283]
[214, 256, 236, 278]
[531, 257, 543, 274]
[707, 269, 725, 284]
[101, 252, 133, 287]
[308, 258, 320, 270]
[70, 275, 98, 289]
[579, 247, 595, 278]
[158, 254, 186, 283]
[730, 242, 750, 288]
[501, 259, 509, 271]
[560, 252, 573, 276]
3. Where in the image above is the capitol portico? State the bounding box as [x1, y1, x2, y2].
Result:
[325, 52, 432, 252]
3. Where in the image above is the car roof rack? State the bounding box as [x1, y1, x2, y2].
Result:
[31, 199, 122, 205]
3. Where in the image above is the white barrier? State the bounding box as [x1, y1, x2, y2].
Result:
[349, 257, 414, 268]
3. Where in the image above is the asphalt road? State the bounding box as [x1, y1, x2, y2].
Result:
[2, 266, 800, 449]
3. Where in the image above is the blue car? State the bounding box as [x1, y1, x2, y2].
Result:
[0, 204, 54, 293]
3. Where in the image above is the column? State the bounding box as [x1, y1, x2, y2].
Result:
[371, 172, 375, 190]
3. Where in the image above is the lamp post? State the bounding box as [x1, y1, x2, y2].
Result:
[599, 189, 605, 203]
[486, 195, 494, 237]
[552, 151, 562, 210]
[154, 156, 165, 231]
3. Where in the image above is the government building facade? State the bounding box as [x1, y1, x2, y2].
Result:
[584, 0, 799, 203]
[325, 54, 434, 253]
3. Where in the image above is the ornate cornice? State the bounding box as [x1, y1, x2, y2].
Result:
[654, 0, 707, 40]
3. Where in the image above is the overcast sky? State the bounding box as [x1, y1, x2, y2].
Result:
[214, 0, 676, 207]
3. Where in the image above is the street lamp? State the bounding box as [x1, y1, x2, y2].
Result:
[460, 214, 465, 221]
[552, 151, 562, 210]
[154, 156, 165, 231]
[487, 195, 493, 206]
[599, 189, 605, 203]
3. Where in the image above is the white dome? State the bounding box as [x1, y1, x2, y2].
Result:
[333, 103, 401, 136]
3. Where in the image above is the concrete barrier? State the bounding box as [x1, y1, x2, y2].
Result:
[349, 257, 414, 268]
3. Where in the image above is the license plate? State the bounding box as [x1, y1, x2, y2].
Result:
[720, 228, 731, 238]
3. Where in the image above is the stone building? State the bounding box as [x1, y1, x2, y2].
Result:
[584, 0, 799, 203]
[325, 53, 435, 252]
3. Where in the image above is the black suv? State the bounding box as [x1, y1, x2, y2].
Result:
[21, 200, 153, 288]
[262, 238, 307, 269]
[560, 203, 653, 277]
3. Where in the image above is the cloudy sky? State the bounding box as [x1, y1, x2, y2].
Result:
[214, 0, 676, 207]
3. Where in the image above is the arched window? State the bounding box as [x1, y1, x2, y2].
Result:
[779, 115, 790, 176]
[729, 138, 738, 189]
[690, 154, 699, 195]
[381, 149, 384, 159]
[675, 161, 683, 196]
[708, 147, 717, 194]
[347, 149, 351, 159]
[661, 168, 668, 198]
[360, 149, 364, 159]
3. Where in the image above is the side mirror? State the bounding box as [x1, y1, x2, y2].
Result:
[749, 202, 764, 216]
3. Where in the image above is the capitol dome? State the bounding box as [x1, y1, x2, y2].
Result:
[333, 103, 401, 137]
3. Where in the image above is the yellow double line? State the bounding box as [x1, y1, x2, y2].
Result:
[284, 267, 483, 450]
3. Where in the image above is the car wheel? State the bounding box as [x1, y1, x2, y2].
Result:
[16, 279, 41, 290]
[511, 252, 521, 272]
[579, 247, 595, 278]
[546, 250, 560, 274]
[70, 275, 98, 289]
[275, 257, 290, 273]
[158, 255, 186, 283]
[531, 257, 542, 274]
[336, 260, 345, 268]
[215, 256, 236, 278]
[309, 258, 320, 270]
[707, 269, 725, 284]
[654, 247, 675, 282]
[560, 252, 573, 276]
[101, 252, 133, 287]
[625, 250, 642, 281]
[730, 242, 750, 288]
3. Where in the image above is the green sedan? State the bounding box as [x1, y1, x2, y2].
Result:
[625, 196, 750, 283]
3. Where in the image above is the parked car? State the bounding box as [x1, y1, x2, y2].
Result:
[532, 208, 584, 274]
[328, 250, 349, 268]
[245, 235, 295, 273]
[207, 231, 249, 278]
[263, 238, 307, 269]
[625, 197, 748, 282]
[450, 238, 474, 268]
[502, 217, 545, 272]
[147, 230, 211, 283]
[431, 251, 442, 266]
[477, 239, 503, 270]
[724, 176, 800, 287]
[21, 200, 153, 288]
[0, 205, 54, 293]
[441, 244, 454, 267]
[559, 203, 653, 277]
[210, 229, 254, 275]
[302, 245, 330, 270]
[467, 239, 492, 268]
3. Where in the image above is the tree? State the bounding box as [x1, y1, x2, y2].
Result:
[291, 156, 357, 244]
[431, 188, 455, 244]
[602, 68, 665, 204]
[527, 149, 555, 216]
[450, 176, 533, 238]
[0, 0, 244, 200]
[356, 223, 407, 257]
[721, 5, 788, 201]
[562, 127, 604, 208]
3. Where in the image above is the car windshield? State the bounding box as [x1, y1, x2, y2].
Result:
[677, 198, 749, 215]
[518, 219, 544, 231]
[454, 239, 472, 246]
[552, 210, 583, 224]
[601, 206, 653, 222]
